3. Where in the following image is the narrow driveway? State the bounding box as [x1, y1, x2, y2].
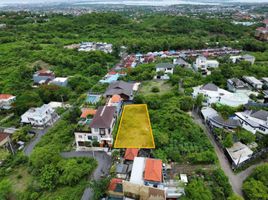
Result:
[191, 111, 266, 197]
[24, 117, 60, 156]
[61, 151, 112, 200]
[24, 127, 49, 156]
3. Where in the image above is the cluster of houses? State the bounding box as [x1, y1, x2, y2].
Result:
[107, 149, 187, 200]
[195, 76, 268, 167]
[33, 69, 69, 87]
[255, 19, 268, 41]
[114, 47, 241, 74]
[74, 81, 139, 151]
[64, 42, 113, 53]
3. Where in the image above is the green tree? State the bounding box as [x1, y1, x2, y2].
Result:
[0, 179, 12, 200]
[183, 179, 213, 200]
[223, 133, 233, 148]
[39, 164, 59, 190]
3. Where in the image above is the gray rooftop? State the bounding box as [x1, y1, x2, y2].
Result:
[156, 63, 175, 69]
[89, 106, 116, 128]
[250, 110, 268, 121]
[174, 58, 189, 66]
[104, 81, 134, 97]
[211, 115, 241, 128]
[228, 78, 248, 89]
[201, 83, 218, 91]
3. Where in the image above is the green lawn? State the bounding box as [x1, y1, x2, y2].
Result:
[139, 80, 173, 96]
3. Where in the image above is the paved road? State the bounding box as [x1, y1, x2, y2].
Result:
[61, 151, 112, 200]
[191, 111, 266, 197]
[24, 127, 49, 156]
[24, 117, 60, 156]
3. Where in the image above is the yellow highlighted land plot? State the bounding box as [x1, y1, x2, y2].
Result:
[114, 104, 155, 148]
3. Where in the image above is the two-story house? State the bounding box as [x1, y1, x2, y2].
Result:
[235, 110, 268, 135]
[0, 94, 16, 110]
[21, 104, 59, 127]
[154, 63, 175, 80]
[75, 106, 117, 150]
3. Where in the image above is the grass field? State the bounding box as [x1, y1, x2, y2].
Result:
[114, 104, 155, 148]
[139, 80, 173, 96]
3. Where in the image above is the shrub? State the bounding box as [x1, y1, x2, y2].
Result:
[151, 86, 160, 93]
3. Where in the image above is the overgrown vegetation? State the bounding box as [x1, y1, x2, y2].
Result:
[243, 164, 268, 200]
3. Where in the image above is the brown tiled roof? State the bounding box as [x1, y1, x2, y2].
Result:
[0, 132, 9, 143]
[124, 148, 139, 161]
[89, 106, 116, 128]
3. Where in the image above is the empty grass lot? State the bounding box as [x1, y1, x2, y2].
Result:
[114, 104, 155, 148]
[139, 80, 173, 96]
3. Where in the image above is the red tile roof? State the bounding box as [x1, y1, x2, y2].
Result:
[144, 159, 162, 182]
[108, 178, 122, 191]
[80, 109, 97, 118]
[111, 95, 122, 103]
[108, 71, 117, 75]
[0, 94, 14, 100]
[124, 148, 139, 161]
[0, 132, 9, 143]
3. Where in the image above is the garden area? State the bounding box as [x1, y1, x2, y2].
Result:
[138, 80, 174, 96]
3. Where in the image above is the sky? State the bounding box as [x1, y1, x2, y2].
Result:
[1, 0, 268, 5]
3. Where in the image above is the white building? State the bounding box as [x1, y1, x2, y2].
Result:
[49, 77, 68, 87]
[192, 83, 249, 107]
[78, 42, 113, 53]
[0, 94, 16, 110]
[130, 157, 146, 185]
[230, 54, 255, 65]
[21, 104, 59, 127]
[195, 56, 219, 70]
[235, 110, 268, 135]
[243, 76, 263, 90]
[75, 106, 117, 150]
[154, 63, 175, 80]
[226, 142, 253, 166]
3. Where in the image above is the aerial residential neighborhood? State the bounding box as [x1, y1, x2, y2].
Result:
[0, 2, 268, 200]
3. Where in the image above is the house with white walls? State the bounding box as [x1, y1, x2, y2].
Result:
[21, 104, 59, 127]
[192, 83, 249, 107]
[75, 106, 117, 150]
[235, 110, 268, 135]
[0, 94, 16, 110]
[154, 63, 175, 80]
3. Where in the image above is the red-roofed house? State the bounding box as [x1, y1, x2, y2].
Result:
[0, 94, 16, 110]
[144, 158, 162, 183]
[80, 108, 97, 119]
[107, 178, 123, 197]
[107, 95, 123, 113]
[124, 148, 139, 161]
